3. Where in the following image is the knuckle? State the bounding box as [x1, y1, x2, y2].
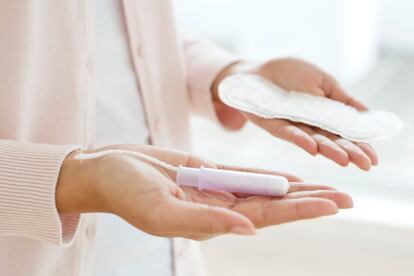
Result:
[198, 206, 216, 234]
[294, 200, 303, 220]
[257, 200, 273, 228]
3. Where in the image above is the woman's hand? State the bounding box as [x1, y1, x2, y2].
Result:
[57, 145, 353, 240]
[213, 58, 378, 171]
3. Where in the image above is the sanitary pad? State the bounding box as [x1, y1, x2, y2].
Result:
[218, 74, 403, 142]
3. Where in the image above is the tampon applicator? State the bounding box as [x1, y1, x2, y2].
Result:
[176, 166, 289, 196]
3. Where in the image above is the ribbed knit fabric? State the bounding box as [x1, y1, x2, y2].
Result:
[0, 140, 82, 246]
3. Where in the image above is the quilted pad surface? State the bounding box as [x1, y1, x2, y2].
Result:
[219, 74, 403, 142]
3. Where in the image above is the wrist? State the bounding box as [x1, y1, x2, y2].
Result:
[211, 61, 255, 102]
[211, 61, 257, 130]
[56, 149, 101, 214]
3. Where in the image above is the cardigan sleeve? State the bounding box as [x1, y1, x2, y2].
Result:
[0, 139, 82, 246]
[182, 35, 241, 121]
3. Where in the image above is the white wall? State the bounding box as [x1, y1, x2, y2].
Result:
[342, 0, 379, 83]
[201, 218, 414, 276]
[379, 0, 414, 53]
[175, 0, 379, 84]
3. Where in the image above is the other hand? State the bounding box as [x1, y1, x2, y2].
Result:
[214, 58, 378, 171]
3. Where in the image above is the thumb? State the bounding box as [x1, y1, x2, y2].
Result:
[159, 199, 256, 238]
[308, 87, 325, 97]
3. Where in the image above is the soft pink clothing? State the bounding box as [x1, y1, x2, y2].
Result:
[0, 1, 237, 275]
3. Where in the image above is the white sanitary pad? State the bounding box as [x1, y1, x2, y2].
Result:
[218, 74, 403, 142]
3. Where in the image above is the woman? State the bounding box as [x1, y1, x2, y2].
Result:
[0, 1, 376, 276]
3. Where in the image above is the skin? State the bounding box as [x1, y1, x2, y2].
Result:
[57, 145, 353, 240]
[56, 57, 368, 240]
[212, 58, 378, 171]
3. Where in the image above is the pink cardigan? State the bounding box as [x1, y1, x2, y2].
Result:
[0, 1, 237, 275]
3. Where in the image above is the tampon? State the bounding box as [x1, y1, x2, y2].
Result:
[176, 166, 289, 196]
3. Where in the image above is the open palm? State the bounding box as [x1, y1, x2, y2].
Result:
[97, 145, 353, 240]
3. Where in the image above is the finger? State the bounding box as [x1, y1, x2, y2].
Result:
[328, 84, 368, 111]
[309, 87, 325, 97]
[288, 183, 336, 193]
[249, 116, 317, 155]
[333, 138, 372, 171]
[183, 233, 220, 241]
[284, 190, 353, 209]
[298, 125, 349, 166]
[232, 198, 338, 228]
[315, 130, 372, 171]
[321, 76, 368, 111]
[217, 164, 302, 182]
[355, 142, 378, 166]
[308, 133, 349, 166]
[347, 97, 368, 111]
[155, 198, 256, 237]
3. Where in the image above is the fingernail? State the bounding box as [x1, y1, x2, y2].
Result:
[360, 162, 371, 171]
[327, 206, 339, 215]
[339, 200, 354, 209]
[344, 198, 354, 209]
[230, 225, 256, 236]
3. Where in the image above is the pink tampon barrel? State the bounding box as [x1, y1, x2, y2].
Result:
[176, 167, 290, 196]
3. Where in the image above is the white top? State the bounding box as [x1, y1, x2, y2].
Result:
[95, 0, 148, 145]
[94, 1, 172, 275]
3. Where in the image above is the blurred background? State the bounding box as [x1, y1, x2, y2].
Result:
[174, 0, 414, 275]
